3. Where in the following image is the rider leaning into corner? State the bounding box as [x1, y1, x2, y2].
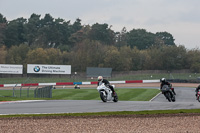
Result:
[97, 76, 116, 96]
[160, 78, 176, 95]
[195, 84, 200, 99]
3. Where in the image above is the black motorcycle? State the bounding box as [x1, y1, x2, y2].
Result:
[161, 85, 175, 102]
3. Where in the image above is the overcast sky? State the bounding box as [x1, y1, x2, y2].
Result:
[0, 0, 199, 49]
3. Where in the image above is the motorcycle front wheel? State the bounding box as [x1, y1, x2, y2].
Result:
[100, 92, 107, 102]
[197, 96, 200, 102]
[164, 92, 171, 102]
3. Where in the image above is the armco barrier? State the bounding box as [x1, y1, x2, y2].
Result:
[0, 79, 160, 88]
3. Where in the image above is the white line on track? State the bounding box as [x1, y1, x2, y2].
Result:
[149, 90, 161, 101]
[0, 100, 46, 104]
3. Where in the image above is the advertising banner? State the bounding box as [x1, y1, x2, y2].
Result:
[27, 64, 71, 74]
[0, 64, 23, 74]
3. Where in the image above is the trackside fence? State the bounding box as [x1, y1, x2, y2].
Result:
[13, 85, 37, 98]
[34, 86, 52, 98]
[0, 85, 52, 98]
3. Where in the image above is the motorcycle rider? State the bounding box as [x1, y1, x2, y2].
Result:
[97, 76, 116, 96]
[195, 85, 200, 99]
[160, 78, 176, 95]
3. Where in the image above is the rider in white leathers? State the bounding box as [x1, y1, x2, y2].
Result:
[97, 76, 116, 96]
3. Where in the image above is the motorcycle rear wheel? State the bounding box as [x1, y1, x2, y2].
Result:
[172, 96, 176, 102]
[113, 93, 118, 102]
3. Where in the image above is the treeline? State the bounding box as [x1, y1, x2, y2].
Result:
[1, 41, 200, 73]
[0, 13, 200, 73]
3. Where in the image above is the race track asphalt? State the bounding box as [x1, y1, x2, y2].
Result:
[0, 86, 200, 115]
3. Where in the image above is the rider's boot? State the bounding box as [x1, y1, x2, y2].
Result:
[112, 91, 115, 97]
[109, 86, 115, 97]
[171, 88, 176, 95]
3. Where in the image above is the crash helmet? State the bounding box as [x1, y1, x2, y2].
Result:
[98, 76, 103, 82]
[160, 78, 166, 83]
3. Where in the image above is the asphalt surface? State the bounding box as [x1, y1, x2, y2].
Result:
[0, 87, 200, 115]
[152, 87, 197, 102]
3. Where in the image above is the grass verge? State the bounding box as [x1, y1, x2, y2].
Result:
[1, 109, 200, 118]
[0, 88, 160, 101]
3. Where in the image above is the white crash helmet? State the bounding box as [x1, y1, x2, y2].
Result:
[160, 78, 166, 82]
[98, 76, 103, 81]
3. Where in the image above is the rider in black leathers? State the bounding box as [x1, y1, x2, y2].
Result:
[160, 78, 176, 95]
[97, 76, 116, 96]
[195, 85, 200, 99]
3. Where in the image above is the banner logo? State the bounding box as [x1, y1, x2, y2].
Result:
[33, 66, 40, 72]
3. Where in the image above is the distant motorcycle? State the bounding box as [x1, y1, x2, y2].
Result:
[196, 91, 200, 102]
[161, 85, 175, 102]
[97, 82, 118, 102]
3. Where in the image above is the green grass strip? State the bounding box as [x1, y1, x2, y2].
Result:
[0, 88, 160, 101]
[0, 109, 200, 118]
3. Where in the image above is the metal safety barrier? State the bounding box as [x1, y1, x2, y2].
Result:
[34, 86, 52, 98]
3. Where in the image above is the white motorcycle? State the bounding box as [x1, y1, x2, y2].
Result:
[97, 82, 118, 102]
